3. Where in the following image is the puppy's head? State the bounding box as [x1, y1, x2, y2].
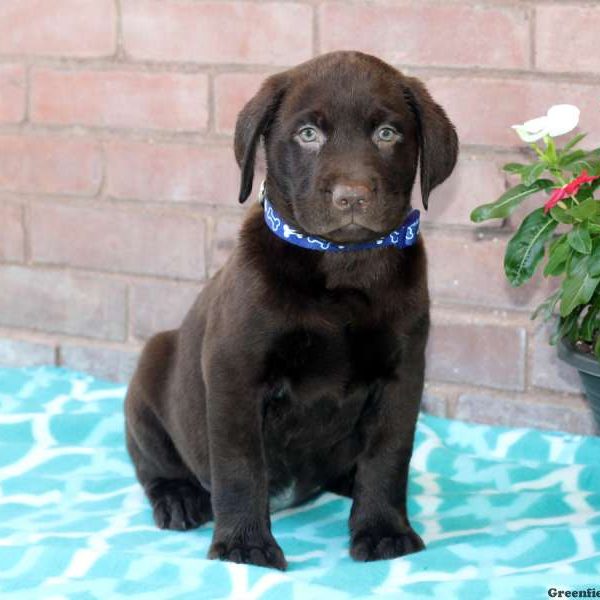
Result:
[235, 51, 458, 243]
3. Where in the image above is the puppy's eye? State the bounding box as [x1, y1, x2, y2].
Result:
[295, 126, 325, 149]
[299, 126, 318, 142]
[374, 125, 401, 144]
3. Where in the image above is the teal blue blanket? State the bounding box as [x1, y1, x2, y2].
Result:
[2, 366, 600, 599]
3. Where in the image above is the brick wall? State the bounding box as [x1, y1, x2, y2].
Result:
[0, 0, 597, 434]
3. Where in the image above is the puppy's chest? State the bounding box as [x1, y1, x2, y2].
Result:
[262, 325, 400, 444]
[265, 325, 399, 387]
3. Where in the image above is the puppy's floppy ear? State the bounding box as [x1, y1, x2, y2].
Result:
[404, 77, 459, 210]
[234, 74, 287, 204]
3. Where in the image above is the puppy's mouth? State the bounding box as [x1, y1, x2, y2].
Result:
[291, 195, 407, 244]
[321, 222, 383, 243]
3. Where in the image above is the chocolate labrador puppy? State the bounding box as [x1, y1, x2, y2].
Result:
[125, 51, 458, 570]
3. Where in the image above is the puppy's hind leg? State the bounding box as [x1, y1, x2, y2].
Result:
[148, 477, 211, 532]
[125, 331, 212, 531]
[126, 424, 212, 531]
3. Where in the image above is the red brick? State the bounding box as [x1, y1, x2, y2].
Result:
[30, 68, 208, 131]
[426, 77, 600, 148]
[122, 0, 312, 65]
[0, 0, 116, 57]
[426, 321, 526, 391]
[0, 337, 56, 368]
[131, 280, 201, 340]
[454, 393, 595, 435]
[427, 230, 557, 312]
[0, 65, 25, 123]
[530, 322, 583, 395]
[536, 6, 600, 74]
[0, 265, 127, 340]
[0, 201, 24, 262]
[423, 154, 509, 226]
[210, 214, 245, 276]
[320, 3, 529, 69]
[106, 141, 238, 204]
[214, 73, 266, 135]
[0, 135, 102, 196]
[29, 203, 206, 280]
[60, 343, 140, 383]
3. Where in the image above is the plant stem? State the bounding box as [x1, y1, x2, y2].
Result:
[531, 142, 545, 159]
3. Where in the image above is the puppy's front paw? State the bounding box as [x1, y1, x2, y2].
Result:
[350, 526, 424, 562]
[209, 533, 287, 570]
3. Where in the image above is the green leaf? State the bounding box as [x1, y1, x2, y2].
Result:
[568, 252, 588, 276]
[567, 198, 600, 221]
[565, 311, 584, 343]
[549, 233, 566, 253]
[504, 208, 558, 286]
[567, 224, 592, 254]
[589, 160, 600, 178]
[559, 149, 587, 168]
[562, 149, 600, 174]
[595, 335, 600, 362]
[566, 160, 595, 174]
[502, 162, 527, 174]
[549, 206, 575, 224]
[562, 132, 587, 153]
[589, 246, 600, 277]
[531, 288, 561, 321]
[544, 235, 571, 276]
[522, 162, 547, 186]
[560, 270, 600, 317]
[552, 308, 584, 345]
[581, 304, 600, 342]
[470, 180, 553, 223]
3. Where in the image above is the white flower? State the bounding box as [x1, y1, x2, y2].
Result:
[546, 104, 581, 136]
[512, 104, 580, 143]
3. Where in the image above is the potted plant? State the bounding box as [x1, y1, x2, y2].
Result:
[470, 105, 600, 427]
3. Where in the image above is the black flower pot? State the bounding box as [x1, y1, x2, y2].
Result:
[558, 338, 600, 433]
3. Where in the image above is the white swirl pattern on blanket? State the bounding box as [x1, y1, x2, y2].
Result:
[1, 367, 600, 599]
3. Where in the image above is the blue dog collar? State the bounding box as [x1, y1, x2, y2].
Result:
[260, 188, 420, 253]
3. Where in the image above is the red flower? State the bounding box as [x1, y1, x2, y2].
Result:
[544, 170, 600, 213]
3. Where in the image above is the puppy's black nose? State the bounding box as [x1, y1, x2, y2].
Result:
[331, 184, 372, 211]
